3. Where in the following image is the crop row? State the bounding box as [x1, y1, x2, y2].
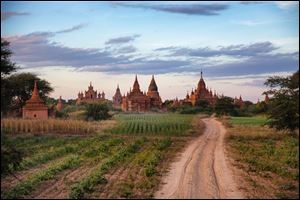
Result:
[3, 155, 81, 199]
[109, 114, 193, 136]
[69, 138, 147, 199]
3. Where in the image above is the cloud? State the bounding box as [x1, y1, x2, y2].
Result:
[240, 1, 299, 9]
[202, 52, 299, 77]
[105, 34, 140, 45]
[4, 30, 298, 77]
[55, 23, 87, 34]
[231, 19, 267, 26]
[1, 11, 30, 21]
[240, 1, 265, 5]
[156, 42, 278, 57]
[5, 31, 132, 68]
[275, 1, 299, 9]
[113, 2, 229, 16]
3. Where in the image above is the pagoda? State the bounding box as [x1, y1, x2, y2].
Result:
[22, 81, 48, 119]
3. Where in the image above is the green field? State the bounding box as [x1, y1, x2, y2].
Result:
[107, 113, 195, 136]
[1, 113, 200, 199]
[230, 117, 269, 125]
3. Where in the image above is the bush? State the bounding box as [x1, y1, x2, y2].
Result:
[1, 134, 23, 175]
[84, 103, 111, 121]
[55, 110, 69, 119]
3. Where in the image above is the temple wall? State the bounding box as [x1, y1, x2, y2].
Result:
[22, 109, 48, 119]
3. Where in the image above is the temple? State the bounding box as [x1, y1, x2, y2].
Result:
[56, 96, 64, 111]
[76, 82, 106, 105]
[264, 94, 270, 104]
[112, 84, 122, 108]
[22, 81, 48, 119]
[184, 70, 218, 106]
[234, 95, 245, 108]
[147, 75, 162, 109]
[122, 75, 162, 112]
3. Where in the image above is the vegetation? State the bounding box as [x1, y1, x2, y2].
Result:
[1, 113, 201, 199]
[264, 70, 299, 132]
[108, 113, 194, 136]
[1, 134, 23, 175]
[1, 118, 98, 134]
[230, 117, 269, 125]
[1, 39, 53, 116]
[4, 155, 81, 199]
[1, 38, 17, 78]
[84, 102, 111, 121]
[225, 118, 299, 199]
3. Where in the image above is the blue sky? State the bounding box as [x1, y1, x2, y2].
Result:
[1, 1, 299, 101]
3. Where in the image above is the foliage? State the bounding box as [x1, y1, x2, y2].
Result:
[2, 73, 53, 115]
[1, 38, 17, 78]
[55, 110, 69, 119]
[215, 96, 235, 116]
[84, 102, 111, 121]
[264, 70, 299, 132]
[1, 134, 23, 175]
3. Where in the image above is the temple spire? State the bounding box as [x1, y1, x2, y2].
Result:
[201, 69, 203, 79]
[133, 75, 140, 92]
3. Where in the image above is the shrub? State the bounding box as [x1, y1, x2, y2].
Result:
[84, 103, 111, 121]
[1, 134, 23, 175]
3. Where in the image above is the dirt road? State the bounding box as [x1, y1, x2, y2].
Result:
[155, 118, 244, 199]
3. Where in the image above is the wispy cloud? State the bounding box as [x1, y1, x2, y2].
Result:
[155, 42, 278, 57]
[55, 23, 87, 34]
[275, 1, 299, 9]
[1, 11, 30, 21]
[231, 19, 267, 26]
[112, 2, 229, 16]
[105, 34, 140, 45]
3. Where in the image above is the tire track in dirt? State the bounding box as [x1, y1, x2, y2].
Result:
[155, 117, 244, 199]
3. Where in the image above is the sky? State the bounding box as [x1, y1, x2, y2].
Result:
[1, 1, 299, 102]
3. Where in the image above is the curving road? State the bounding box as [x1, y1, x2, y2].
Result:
[155, 118, 244, 199]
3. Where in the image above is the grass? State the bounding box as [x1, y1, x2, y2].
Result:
[230, 116, 269, 125]
[225, 120, 299, 199]
[107, 113, 194, 136]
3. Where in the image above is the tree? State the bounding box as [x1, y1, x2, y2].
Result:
[2, 73, 53, 114]
[85, 102, 111, 121]
[1, 39, 17, 78]
[215, 96, 235, 116]
[195, 99, 210, 109]
[264, 70, 299, 132]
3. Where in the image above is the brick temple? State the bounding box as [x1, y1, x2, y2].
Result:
[121, 75, 162, 112]
[76, 82, 106, 105]
[22, 81, 48, 119]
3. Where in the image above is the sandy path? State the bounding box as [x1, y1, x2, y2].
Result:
[155, 117, 244, 199]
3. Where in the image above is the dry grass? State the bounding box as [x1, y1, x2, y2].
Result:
[224, 118, 299, 199]
[1, 118, 116, 135]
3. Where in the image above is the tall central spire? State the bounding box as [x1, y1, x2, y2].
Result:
[201, 69, 203, 79]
